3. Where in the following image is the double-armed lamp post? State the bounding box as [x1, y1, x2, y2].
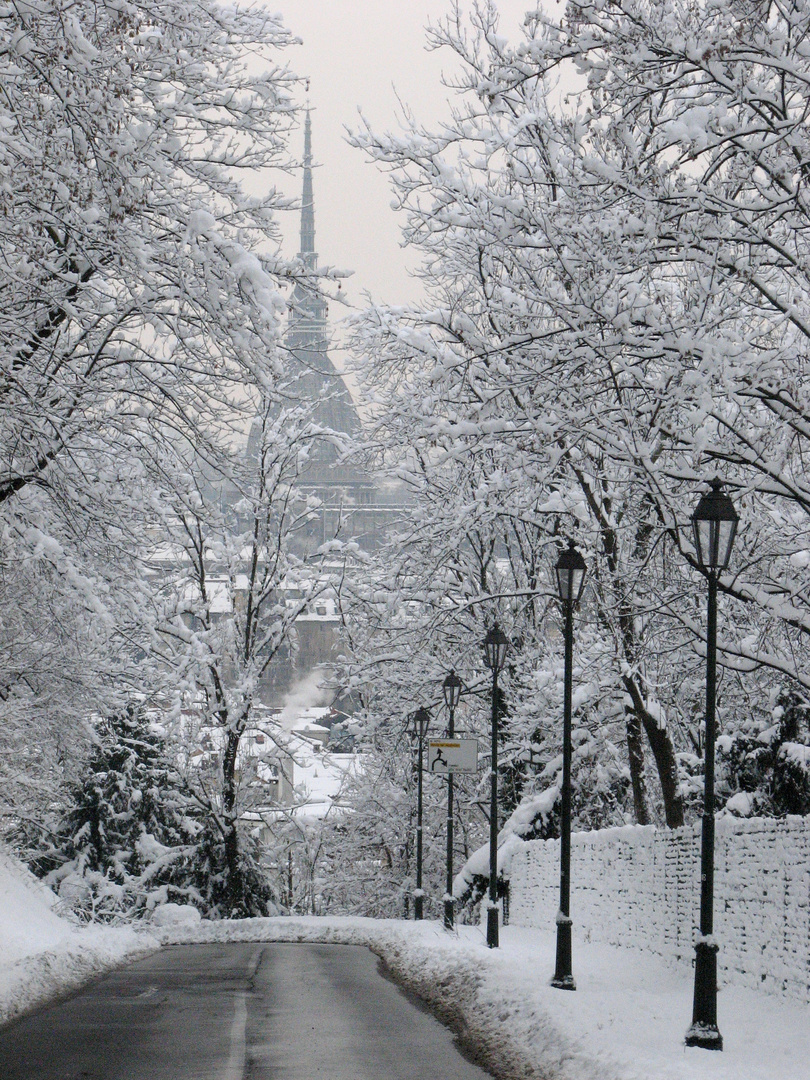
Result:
[442, 670, 463, 930]
[411, 705, 431, 920]
[551, 540, 588, 991]
[685, 479, 739, 1051]
[483, 622, 510, 948]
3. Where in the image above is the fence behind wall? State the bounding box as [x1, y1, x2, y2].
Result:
[509, 816, 810, 1005]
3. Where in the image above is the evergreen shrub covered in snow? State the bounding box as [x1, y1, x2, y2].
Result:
[182, 814, 277, 921]
[32, 707, 204, 920]
[30, 706, 279, 921]
[717, 690, 810, 818]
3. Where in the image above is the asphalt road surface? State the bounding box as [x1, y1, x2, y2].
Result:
[0, 942, 495, 1079]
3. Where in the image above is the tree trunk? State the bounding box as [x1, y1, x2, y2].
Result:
[623, 676, 684, 827]
[640, 712, 684, 828]
[222, 729, 244, 914]
[625, 705, 651, 825]
[616, 600, 684, 827]
[573, 471, 683, 828]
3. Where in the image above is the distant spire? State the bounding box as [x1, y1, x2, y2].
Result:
[300, 109, 315, 262]
[284, 105, 364, 452]
[290, 108, 326, 345]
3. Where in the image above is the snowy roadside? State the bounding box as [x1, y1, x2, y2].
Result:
[2, 843, 805, 1080]
[158, 915, 809, 1080]
[0, 850, 159, 1027]
[0, 925, 159, 1029]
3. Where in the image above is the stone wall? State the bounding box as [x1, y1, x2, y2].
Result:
[509, 816, 810, 1005]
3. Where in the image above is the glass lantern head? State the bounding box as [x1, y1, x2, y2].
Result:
[442, 670, 463, 709]
[555, 540, 587, 607]
[410, 706, 431, 739]
[483, 623, 509, 674]
[691, 478, 739, 572]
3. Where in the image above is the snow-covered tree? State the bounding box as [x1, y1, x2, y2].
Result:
[346, 0, 810, 830]
[509, 0, 810, 688]
[0, 1, 322, 887]
[33, 705, 201, 919]
[0, 0, 300, 547]
[150, 387, 345, 917]
[347, 83, 685, 822]
[717, 687, 810, 818]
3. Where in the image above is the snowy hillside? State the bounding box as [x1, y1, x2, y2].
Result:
[0, 849, 156, 1026]
[0, 850, 76, 964]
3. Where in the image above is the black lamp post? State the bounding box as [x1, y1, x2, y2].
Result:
[410, 706, 431, 920]
[685, 478, 738, 1051]
[483, 622, 509, 948]
[442, 670, 463, 930]
[551, 539, 587, 991]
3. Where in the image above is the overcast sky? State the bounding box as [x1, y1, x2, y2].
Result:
[273, 1, 543, 321]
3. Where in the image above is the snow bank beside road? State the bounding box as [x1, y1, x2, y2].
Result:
[159, 916, 809, 1080]
[1, 844, 804, 1080]
[0, 850, 75, 963]
[0, 850, 158, 1026]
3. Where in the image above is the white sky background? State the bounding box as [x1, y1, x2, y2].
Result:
[272, 1, 547, 322]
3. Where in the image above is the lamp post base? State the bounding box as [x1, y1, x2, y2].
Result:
[486, 905, 499, 948]
[686, 940, 722, 1049]
[551, 917, 575, 991]
[685, 1023, 723, 1051]
[444, 899, 454, 930]
[414, 896, 423, 920]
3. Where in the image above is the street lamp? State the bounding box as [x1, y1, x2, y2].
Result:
[551, 539, 587, 991]
[685, 478, 738, 1051]
[442, 670, 463, 930]
[483, 622, 509, 948]
[410, 706, 431, 920]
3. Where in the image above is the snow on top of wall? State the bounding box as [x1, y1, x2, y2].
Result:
[518, 816, 810, 849]
[724, 791, 756, 817]
[454, 785, 561, 896]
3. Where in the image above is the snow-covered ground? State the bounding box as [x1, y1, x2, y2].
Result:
[158, 917, 808, 1080]
[1, 849, 806, 1079]
[0, 851, 158, 1026]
